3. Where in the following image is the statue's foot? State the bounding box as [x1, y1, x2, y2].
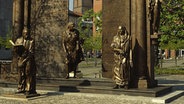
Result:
[81, 58, 85, 61]
[73, 74, 77, 78]
[15, 90, 25, 94]
[119, 85, 125, 88]
[124, 85, 129, 89]
[65, 74, 69, 79]
[24, 91, 37, 95]
[113, 85, 119, 89]
[139, 76, 146, 80]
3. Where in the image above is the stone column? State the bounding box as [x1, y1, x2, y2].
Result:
[12, 0, 24, 73]
[146, 0, 158, 87]
[31, 0, 68, 78]
[24, 0, 28, 27]
[12, 0, 24, 40]
[135, 0, 147, 79]
[131, 0, 148, 88]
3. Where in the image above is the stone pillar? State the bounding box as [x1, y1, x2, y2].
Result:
[12, 0, 24, 41]
[146, 0, 158, 88]
[103, 0, 160, 88]
[135, 0, 147, 79]
[102, 0, 130, 78]
[24, 0, 29, 27]
[130, 0, 149, 88]
[12, 0, 24, 73]
[31, 0, 68, 78]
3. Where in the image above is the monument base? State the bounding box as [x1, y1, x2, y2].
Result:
[138, 79, 148, 88]
[138, 79, 158, 88]
[0, 78, 172, 97]
[3, 93, 40, 99]
[69, 70, 83, 78]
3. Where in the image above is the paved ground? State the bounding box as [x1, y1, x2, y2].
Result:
[0, 91, 156, 104]
[0, 75, 183, 104]
[0, 58, 183, 104]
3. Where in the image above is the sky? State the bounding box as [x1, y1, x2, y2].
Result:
[69, 0, 73, 11]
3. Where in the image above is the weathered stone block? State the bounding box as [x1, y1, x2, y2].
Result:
[31, 0, 68, 78]
[102, 0, 130, 78]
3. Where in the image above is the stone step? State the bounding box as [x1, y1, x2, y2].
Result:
[58, 85, 172, 97]
[0, 79, 172, 97]
[37, 77, 114, 87]
[152, 91, 184, 103]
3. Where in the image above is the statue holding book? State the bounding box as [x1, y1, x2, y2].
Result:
[11, 27, 37, 95]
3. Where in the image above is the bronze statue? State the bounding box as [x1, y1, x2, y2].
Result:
[14, 27, 37, 95]
[111, 26, 131, 89]
[62, 22, 84, 79]
[149, 0, 162, 35]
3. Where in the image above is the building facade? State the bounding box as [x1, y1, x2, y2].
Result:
[69, 10, 82, 27]
[0, 0, 13, 38]
[93, 0, 102, 35]
[73, 0, 93, 14]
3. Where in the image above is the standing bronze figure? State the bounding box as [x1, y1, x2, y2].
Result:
[111, 26, 131, 89]
[62, 22, 84, 79]
[14, 27, 37, 95]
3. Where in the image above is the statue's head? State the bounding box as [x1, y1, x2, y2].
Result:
[22, 27, 29, 39]
[67, 22, 75, 30]
[117, 25, 126, 35]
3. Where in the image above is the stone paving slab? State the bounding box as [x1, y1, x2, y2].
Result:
[0, 74, 184, 104]
[0, 88, 184, 104]
[152, 91, 184, 103]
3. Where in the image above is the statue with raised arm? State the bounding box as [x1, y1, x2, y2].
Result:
[111, 26, 131, 89]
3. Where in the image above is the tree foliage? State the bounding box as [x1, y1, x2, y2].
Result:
[0, 36, 4, 48]
[0, 27, 12, 49]
[94, 10, 102, 33]
[159, 0, 184, 49]
[77, 9, 102, 51]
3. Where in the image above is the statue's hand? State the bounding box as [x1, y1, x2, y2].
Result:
[122, 58, 126, 64]
[18, 61, 24, 67]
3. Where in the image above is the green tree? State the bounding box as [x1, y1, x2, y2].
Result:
[77, 9, 102, 52]
[159, 0, 184, 66]
[159, 0, 184, 49]
[77, 9, 102, 66]
[0, 28, 12, 49]
[4, 28, 12, 49]
[94, 10, 102, 33]
[0, 36, 5, 48]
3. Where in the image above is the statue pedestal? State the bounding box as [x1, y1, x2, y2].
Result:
[138, 79, 158, 88]
[138, 80, 148, 88]
[2, 93, 40, 100]
[69, 70, 83, 78]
